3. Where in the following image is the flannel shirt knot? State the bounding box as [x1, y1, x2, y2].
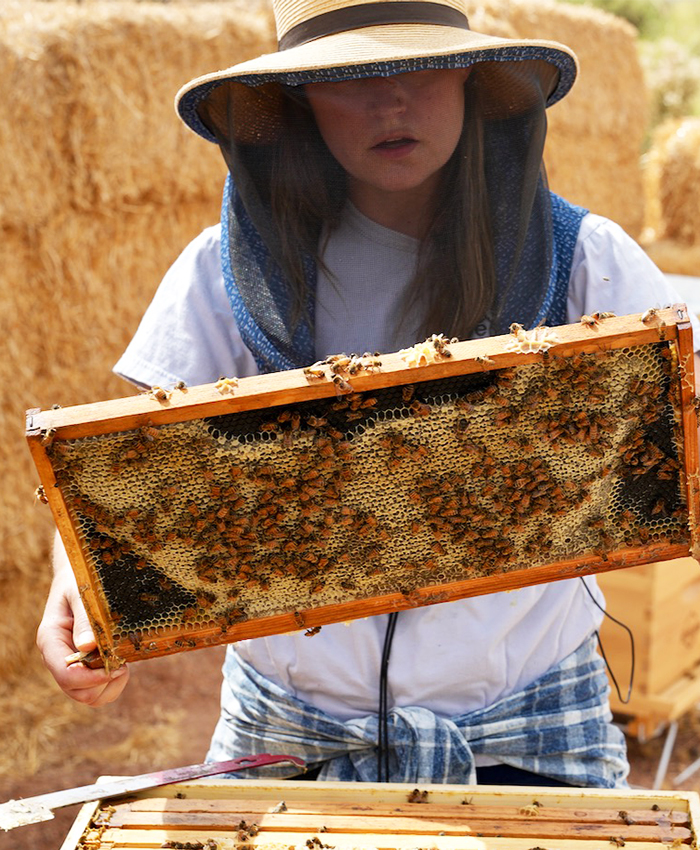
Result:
[207, 632, 628, 787]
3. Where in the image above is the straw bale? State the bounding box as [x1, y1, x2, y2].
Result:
[643, 239, 700, 277]
[639, 117, 700, 273]
[0, 30, 72, 229]
[0, 1, 648, 660]
[658, 117, 700, 246]
[0, 1, 646, 233]
[0, 2, 274, 226]
[641, 118, 685, 242]
[0, 226, 56, 677]
[471, 0, 647, 238]
[0, 197, 218, 682]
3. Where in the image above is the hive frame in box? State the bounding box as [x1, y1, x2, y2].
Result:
[60, 777, 700, 850]
[26, 308, 700, 671]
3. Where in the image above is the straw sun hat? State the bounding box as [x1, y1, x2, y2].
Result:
[176, 0, 579, 143]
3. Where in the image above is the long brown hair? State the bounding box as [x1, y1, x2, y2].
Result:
[268, 76, 496, 342]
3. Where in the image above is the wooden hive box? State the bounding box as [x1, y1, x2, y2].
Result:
[60, 776, 700, 850]
[598, 557, 700, 733]
[26, 309, 700, 671]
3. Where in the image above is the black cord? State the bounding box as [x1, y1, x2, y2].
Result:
[377, 611, 399, 781]
[579, 577, 635, 704]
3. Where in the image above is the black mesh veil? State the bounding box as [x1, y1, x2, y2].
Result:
[197, 57, 563, 372]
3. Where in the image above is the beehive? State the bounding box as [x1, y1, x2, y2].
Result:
[598, 557, 700, 733]
[61, 777, 700, 850]
[26, 309, 700, 671]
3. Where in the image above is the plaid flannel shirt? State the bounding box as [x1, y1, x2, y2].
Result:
[207, 632, 628, 787]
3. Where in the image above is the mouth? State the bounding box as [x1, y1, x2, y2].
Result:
[371, 136, 419, 159]
[373, 136, 416, 150]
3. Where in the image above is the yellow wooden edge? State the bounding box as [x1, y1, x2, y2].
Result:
[93, 776, 698, 811]
[96, 827, 680, 850]
[58, 799, 102, 850]
[26, 308, 685, 440]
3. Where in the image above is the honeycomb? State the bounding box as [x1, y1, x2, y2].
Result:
[46, 341, 690, 658]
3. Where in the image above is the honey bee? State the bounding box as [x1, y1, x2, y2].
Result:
[304, 626, 322, 637]
[40, 427, 57, 447]
[332, 374, 353, 395]
[303, 363, 327, 380]
[641, 307, 659, 324]
[429, 333, 451, 356]
[475, 354, 495, 367]
[147, 386, 171, 402]
[410, 400, 431, 418]
[138, 593, 160, 605]
[327, 353, 352, 374]
[307, 415, 328, 428]
[580, 314, 599, 328]
[407, 789, 429, 803]
[34, 485, 49, 505]
[519, 803, 542, 817]
[174, 380, 188, 391]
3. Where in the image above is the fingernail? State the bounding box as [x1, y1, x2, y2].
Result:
[75, 631, 94, 648]
[110, 666, 127, 679]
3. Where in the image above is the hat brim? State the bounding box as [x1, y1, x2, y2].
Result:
[176, 25, 578, 143]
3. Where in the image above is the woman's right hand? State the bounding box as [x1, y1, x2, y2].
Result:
[36, 532, 130, 707]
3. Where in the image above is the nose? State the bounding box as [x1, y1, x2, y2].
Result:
[365, 76, 407, 114]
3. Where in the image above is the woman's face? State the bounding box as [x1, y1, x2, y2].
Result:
[305, 68, 470, 227]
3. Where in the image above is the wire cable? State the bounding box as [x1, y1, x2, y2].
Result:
[579, 576, 635, 704]
[377, 611, 399, 781]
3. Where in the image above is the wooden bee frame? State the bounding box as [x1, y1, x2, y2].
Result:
[61, 776, 700, 850]
[27, 308, 700, 670]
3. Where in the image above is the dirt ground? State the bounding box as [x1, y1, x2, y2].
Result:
[0, 647, 226, 850]
[3, 646, 700, 850]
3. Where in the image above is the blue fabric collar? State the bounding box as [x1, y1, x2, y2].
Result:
[220, 176, 587, 373]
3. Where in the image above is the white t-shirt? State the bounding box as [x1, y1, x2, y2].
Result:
[115, 210, 699, 722]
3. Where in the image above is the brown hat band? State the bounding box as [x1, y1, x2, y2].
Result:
[279, 1, 470, 51]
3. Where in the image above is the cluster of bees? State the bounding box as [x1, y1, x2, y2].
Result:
[47, 338, 689, 651]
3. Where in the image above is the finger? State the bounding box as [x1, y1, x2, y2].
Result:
[64, 664, 130, 708]
[71, 606, 97, 653]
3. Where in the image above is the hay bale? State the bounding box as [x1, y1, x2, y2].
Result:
[0, 31, 72, 228]
[658, 117, 700, 246]
[642, 239, 700, 277]
[640, 117, 700, 274]
[0, 1, 645, 232]
[0, 2, 274, 226]
[0, 198, 218, 681]
[0, 226, 56, 677]
[640, 118, 685, 242]
[470, 0, 647, 238]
